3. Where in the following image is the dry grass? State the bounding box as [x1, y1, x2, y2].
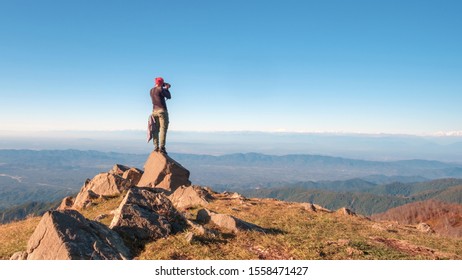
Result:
[0, 194, 124, 260]
[0, 217, 41, 260]
[137, 196, 462, 260]
[80, 195, 125, 226]
[1, 192, 461, 260]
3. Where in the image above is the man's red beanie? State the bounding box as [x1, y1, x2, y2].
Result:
[155, 77, 164, 85]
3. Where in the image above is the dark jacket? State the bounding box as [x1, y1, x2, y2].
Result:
[150, 86, 171, 111]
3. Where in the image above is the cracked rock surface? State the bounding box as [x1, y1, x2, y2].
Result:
[20, 210, 131, 260]
[110, 187, 187, 242]
[73, 173, 132, 209]
[137, 152, 191, 193]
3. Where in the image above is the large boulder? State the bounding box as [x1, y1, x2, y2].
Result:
[110, 187, 187, 243]
[73, 173, 132, 209]
[110, 164, 131, 176]
[109, 164, 143, 186]
[169, 185, 212, 210]
[122, 167, 143, 186]
[137, 152, 191, 193]
[56, 196, 74, 210]
[17, 210, 131, 260]
[196, 209, 266, 233]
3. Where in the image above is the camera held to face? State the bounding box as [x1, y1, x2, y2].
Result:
[163, 83, 171, 89]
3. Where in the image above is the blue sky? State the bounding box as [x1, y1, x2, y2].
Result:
[0, 0, 461, 135]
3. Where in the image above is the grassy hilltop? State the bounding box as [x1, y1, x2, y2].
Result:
[1, 188, 461, 260]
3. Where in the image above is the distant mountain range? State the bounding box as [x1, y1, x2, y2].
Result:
[0, 149, 146, 208]
[0, 130, 462, 163]
[172, 152, 462, 186]
[1, 149, 462, 223]
[238, 178, 462, 216]
[2, 131, 462, 162]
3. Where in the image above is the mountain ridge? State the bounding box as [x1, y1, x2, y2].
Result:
[2, 149, 462, 223]
[239, 178, 462, 216]
[1, 152, 461, 260]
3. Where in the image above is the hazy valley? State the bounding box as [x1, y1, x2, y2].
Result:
[2, 151, 461, 260]
[1, 149, 462, 225]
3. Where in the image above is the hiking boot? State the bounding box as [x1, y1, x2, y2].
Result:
[160, 147, 167, 154]
[154, 147, 160, 152]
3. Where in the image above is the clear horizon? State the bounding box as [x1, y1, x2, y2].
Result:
[1, 1, 461, 135]
[1, 129, 462, 163]
[1, 128, 462, 138]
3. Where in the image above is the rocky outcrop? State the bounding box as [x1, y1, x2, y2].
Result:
[137, 152, 191, 193]
[14, 210, 131, 260]
[73, 173, 132, 209]
[111, 164, 131, 176]
[10, 251, 28, 260]
[110, 164, 143, 186]
[169, 185, 212, 210]
[300, 203, 333, 213]
[336, 207, 357, 216]
[110, 187, 187, 243]
[122, 167, 143, 186]
[57, 196, 74, 210]
[196, 208, 266, 233]
[300, 203, 317, 212]
[222, 191, 246, 200]
[230, 192, 246, 200]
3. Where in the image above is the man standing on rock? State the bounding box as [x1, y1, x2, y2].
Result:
[150, 77, 171, 154]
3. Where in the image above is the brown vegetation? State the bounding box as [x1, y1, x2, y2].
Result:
[2, 153, 461, 260]
[372, 200, 462, 238]
[2, 194, 462, 260]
